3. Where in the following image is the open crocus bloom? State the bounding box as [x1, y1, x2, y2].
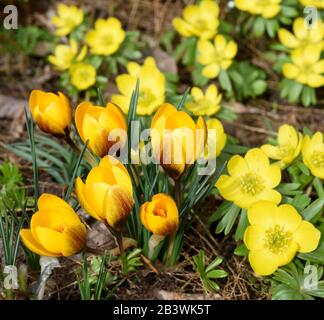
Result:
[76, 156, 134, 231]
[244, 201, 320, 275]
[140, 194, 179, 236]
[20, 194, 86, 257]
[216, 148, 282, 209]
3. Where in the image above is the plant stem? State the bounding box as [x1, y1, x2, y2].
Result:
[65, 135, 97, 167]
[174, 179, 181, 206]
[116, 232, 124, 256]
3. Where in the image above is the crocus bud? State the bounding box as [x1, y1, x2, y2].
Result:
[20, 194, 86, 257]
[76, 156, 134, 231]
[75, 101, 127, 157]
[29, 90, 72, 136]
[150, 103, 207, 180]
[140, 193, 179, 236]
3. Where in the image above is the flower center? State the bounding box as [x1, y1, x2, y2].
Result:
[99, 34, 113, 47]
[153, 208, 167, 218]
[311, 151, 324, 168]
[138, 89, 155, 107]
[240, 173, 264, 196]
[265, 225, 292, 254]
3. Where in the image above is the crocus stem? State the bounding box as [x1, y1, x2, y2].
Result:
[148, 234, 165, 259]
[116, 232, 124, 256]
[166, 232, 177, 266]
[65, 135, 97, 167]
[174, 179, 181, 206]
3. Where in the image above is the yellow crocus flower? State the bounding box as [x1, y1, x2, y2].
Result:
[261, 124, 303, 167]
[75, 101, 127, 158]
[48, 39, 87, 71]
[76, 156, 134, 231]
[69, 62, 96, 91]
[20, 194, 86, 257]
[185, 84, 222, 116]
[283, 46, 324, 88]
[112, 57, 165, 115]
[302, 132, 324, 179]
[216, 148, 282, 209]
[278, 18, 324, 51]
[198, 35, 238, 79]
[235, 0, 282, 19]
[150, 103, 206, 180]
[85, 17, 125, 56]
[244, 201, 320, 276]
[172, 0, 219, 39]
[29, 90, 72, 136]
[140, 194, 179, 236]
[51, 4, 84, 36]
[205, 118, 227, 159]
[299, 0, 324, 8]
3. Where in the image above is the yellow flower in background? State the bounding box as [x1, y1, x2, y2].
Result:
[235, 0, 282, 18]
[48, 39, 87, 71]
[244, 201, 320, 276]
[172, 0, 219, 39]
[185, 85, 222, 116]
[29, 90, 72, 136]
[20, 194, 86, 257]
[85, 17, 125, 56]
[216, 148, 282, 209]
[302, 132, 324, 179]
[75, 101, 127, 157]
[76, 156, 134, 231]
[140, 194, 179, 236]
[70, 62, 96, 91]
[283, 46, 324, 88]
[198, 35, 237, 79]
[112, 57, 165, 115]
[278, 18, 324, 51]
[205, 118, 227, 159]
[151, 103, 207, 180]
[299, 0, 324, 8]
[261, 125, 303, 167]
[51, 4, 84, 36]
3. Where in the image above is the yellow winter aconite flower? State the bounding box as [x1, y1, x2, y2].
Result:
[302, 132, 324, 179]
[205, 118, 227, 159]
[70, 62, 96, 91]
[185, 85, 222, 116]
[283, 46, 324, 88]
[235, 0, 282, 18]
[216, 148, 282, 209]
[20, 194, 86, 257]
[244, 201, 320, 276]
[299, 0, 324, 8]
[151, 103, 207, 180]
[278, 18, 324, 51]
[48, 39, 87, 71]
[261, 124, 303, 167]
[76, 156, 134, 231]
[112, 57, 165, 115]
[85, 17, 125, 56]
[172, 0, 219, 39]
[51, 4, 84, 36]
[75, 101, 127, 158]
[198, 35, 238, 79]
[140, 194, 179, 236]
[29, 89, 72, 136]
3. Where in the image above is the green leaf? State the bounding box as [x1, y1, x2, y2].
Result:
[298, 240, 324, 264]
[301, 198, 324, 221]
[253, 17, 265, 37]
[207, 270, 228, 279]
[234, 209, 248, 241]
[215, 203, 240, 235]
[287, 81, 303, 103]
[234, 243, 249, 256]
[219, 69, 233, 93]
